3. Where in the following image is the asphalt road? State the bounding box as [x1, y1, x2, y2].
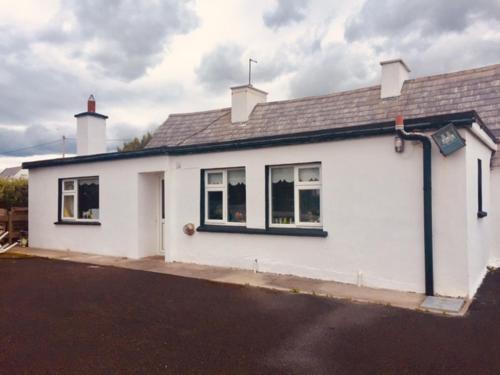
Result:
[0, 256, 499, 374]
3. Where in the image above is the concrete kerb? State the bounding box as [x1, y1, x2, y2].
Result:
[8, 247, 470, 315]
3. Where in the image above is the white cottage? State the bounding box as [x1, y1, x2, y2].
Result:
[23, 60, 500, 299]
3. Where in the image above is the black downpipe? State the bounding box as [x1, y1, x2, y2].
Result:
[396, 129, 434, 296]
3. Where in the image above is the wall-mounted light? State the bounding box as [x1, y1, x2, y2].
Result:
[394, 135, 404, 153]
[431, 123, 465, 156]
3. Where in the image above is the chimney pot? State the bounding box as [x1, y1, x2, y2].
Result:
[87, 94, 96, 112]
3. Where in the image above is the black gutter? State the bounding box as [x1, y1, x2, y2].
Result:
[23, 111, 483, 169]
[396, 127, 434, 296]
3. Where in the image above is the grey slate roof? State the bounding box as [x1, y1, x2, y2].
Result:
[147, 63, 500, 149]
[0, 166, 22, 178]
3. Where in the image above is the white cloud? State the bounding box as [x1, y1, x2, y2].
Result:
[263, 0, 310, 29]
[0, 154, 67, 172]
[1, 0, 500, 161]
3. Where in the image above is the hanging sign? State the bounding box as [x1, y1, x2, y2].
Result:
[431, 123, 466, 156]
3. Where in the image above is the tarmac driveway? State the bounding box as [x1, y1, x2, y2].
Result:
[0, 256, 499, 374]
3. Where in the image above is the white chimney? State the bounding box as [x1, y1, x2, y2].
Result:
[231, 85, 267, 123]
[75, 95, 107, 155]
[380, 59, 410, 99]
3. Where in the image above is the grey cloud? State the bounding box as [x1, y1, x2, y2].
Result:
[107, 122, 159, 151]
[0, 22, 168, 156]
[289, 43, 376, 98]
[346, 0, 500, 43]
[402, 31, 500, 78]
[196, 44, 296, 93]
[263, 0, 310, 29]
[0, 121, 159, 156]
[288, 0, 500, 99]
[0, 28, 87, 125]
[342, 0, 500, 82]
[0, 21, 184, 126]
[288, 30, 500, 100]
[196, 45, 247, 93]
[41, 0, 198, 81]
[0, 124, 75, 156]
[250, 55, 296, 84]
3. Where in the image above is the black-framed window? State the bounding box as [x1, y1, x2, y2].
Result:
[60, 177, 99, 221]
[202, 168, 246, 225]
[477, 159, 487, 218]
[268, 164, 321, 228]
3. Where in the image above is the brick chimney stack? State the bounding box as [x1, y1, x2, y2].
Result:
[87, 94, 96, 112]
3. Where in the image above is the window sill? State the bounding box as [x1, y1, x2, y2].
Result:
[54, 220, 101, 226]
[477, 211, 488, 218]
[197, 225, 328, 237]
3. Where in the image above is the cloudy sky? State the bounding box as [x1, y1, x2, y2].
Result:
[1, 0, 500, 169]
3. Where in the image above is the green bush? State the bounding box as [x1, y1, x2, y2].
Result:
[117, 132, 152, 152]
[0, 178, 28, 209]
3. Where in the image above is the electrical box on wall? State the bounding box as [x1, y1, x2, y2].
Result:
[431, 123, 466, 156]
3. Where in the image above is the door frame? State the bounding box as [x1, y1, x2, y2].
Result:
[159, 177, 165, 255]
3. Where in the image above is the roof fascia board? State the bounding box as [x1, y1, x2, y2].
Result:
[468, 123, 497, 151]
[23, 147, 168, 169]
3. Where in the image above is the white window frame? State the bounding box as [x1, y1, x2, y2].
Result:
[61, 179, 77, 220]
[204, 168, 246, 226]
[60, 177, 100, 222]
[269, 164, 322, 229]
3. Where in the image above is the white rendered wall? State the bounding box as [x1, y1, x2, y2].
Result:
[166, 138, 423, 292]
[28, 156, 167, 259]
[430, 131, 469, 297]
[463, 130, 492, 296]
[28, 130, 493, 297]
[489, 168, 500, 268]
[76, 116, 106, 155]
[165, 133, 481, 297]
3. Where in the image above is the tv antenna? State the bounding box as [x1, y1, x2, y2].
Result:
[248, 58, 258, 86]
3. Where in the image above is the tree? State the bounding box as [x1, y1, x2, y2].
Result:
[0, 178, 28, 209]
[117, 132, 152, 152]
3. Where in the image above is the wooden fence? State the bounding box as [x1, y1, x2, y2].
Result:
[0, 207, 28, 242]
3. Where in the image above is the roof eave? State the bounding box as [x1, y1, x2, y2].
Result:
[22, 111, 487, 169]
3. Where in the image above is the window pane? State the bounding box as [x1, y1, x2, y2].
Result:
[78, 178, 99, 219]
[208, 191, 223, 220]
[63, 180, 74, 191]
[299, 167, 320, 182]
[299, 189, 320, 223]
[228, 170, 246, 222]
[63, 195, 75, 218]
[207, 172, 223, 185]
[271, 168, 294, 224]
